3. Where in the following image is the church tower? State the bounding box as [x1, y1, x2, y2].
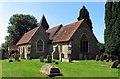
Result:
[39, 15, 49, 30]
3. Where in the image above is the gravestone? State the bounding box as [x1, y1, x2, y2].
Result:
[79, 54, 83, 60]
[15, 54, 19, 61]
[100, 55, 104, 61]
[84, 55, 87, 60]
[103, 55, 107, 60]
[47, 55, 52, 63]
[53, 60, 55, 63]
[62, 58, 71, 62]
[40, 56, 44, 62]
[9, 59, 13, 63]
[106, 59, 109, 62]
[111, 60, 119, 68]
[69, 57, 72, 62]
[55, 62, 59, 64]
[40, 64, 62, 76]
[96, 55, 100, 61]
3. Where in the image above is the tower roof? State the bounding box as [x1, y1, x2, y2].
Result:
[39, 15, 49, 30]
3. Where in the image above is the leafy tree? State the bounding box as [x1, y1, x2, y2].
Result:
[6, 14, 37, 45]
[77, 6, 93, 31]
[97, 42, 105, 54]
[104, 2, 120, 62]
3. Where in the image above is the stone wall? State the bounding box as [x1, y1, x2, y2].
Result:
[18, 26, 51, 59]
[30, 26, 50, 58]
[71, 21, 99, 60]
[18, 44, 30, 59]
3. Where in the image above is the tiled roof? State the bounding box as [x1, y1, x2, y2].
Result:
[16, 26, 40, 45]
[52, 19, 85, 43]
[8, 44, 18, 50]
[46, 24, 63, 40]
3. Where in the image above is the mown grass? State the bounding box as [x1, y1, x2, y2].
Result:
[1, 59, 119, 77]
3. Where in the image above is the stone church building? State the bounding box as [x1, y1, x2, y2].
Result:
[16, 15, 99, 61]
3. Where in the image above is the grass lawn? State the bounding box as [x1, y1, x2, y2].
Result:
[1, 59, 119, 77]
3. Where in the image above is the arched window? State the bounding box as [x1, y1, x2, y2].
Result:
[80, 34, 88, 52]
[37, 39, 44, 51]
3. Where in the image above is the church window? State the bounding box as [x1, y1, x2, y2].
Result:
[80, 34, 89, 52]
[37, 39, 44, 52]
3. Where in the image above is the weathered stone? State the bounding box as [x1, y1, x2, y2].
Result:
[40, 64, 62, 76]
[96, 55, 100, 61]
[100, 55, 104, 61]
[55, 62, 59, 64]
[111, 60, 119, 68]
[53, 60, 55, 62]
[15, 54, 19, 61]
[84, 55, 87, 60]
[62, 58, 71, 62]
[79, 54, 83, 60]
[106, 59, 109, 62]
[9, 60, 13, 63]
[103, 55, 107, 60]
[47, 55, 52, 63]
[17, 59, 21, 62]
[40, 56, 44, 62]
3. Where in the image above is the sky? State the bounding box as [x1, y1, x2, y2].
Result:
[0, 2, 105, 46]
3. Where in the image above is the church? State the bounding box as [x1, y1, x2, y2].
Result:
[16, 15, 99, 61]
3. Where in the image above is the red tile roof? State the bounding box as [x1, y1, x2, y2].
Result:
[16, 19, 85, 45]
[8, 44, 18, 50]
[52, 19, 85, 43]
[46, 24, 63, 40]
[16, 26, 40, 45]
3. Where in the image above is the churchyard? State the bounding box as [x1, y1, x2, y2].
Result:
[1, 59, 119, 77]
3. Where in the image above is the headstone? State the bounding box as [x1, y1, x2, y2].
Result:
[103, 55, 107, 60]
[15, 54, 19, 61]
[40, 56, 44, 62]
[9, 60, 13, 63]
[69, 57, 72, 62]
[17, 59, 21, 62]
[111, 60, 119, 68]
[100, 55, 104, 61]
[84, 55, 87, 60]
[96, 55, 100, 61]
[40, 64, 62, 76]
[79, 54, 83, 60]
[62, 58, 70, 62]
[47, 55, 52, 63]
[106, 59, 109, 62]
[27, 54, 31, 60]
[88, 55, 91, 60]
[53, 60, 55, 63]
[55, 62, 59, 64]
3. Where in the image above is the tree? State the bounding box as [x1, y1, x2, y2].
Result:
[97, 42, 105, 54]
[77, 6, 93, 31]
[104, 1, 120, 62]
[6, 14, 38, 45]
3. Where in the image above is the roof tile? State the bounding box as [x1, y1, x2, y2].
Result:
[46, 24, 63, 40]
[52, 19, 84, 43]
[16, 26, 40, 45]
